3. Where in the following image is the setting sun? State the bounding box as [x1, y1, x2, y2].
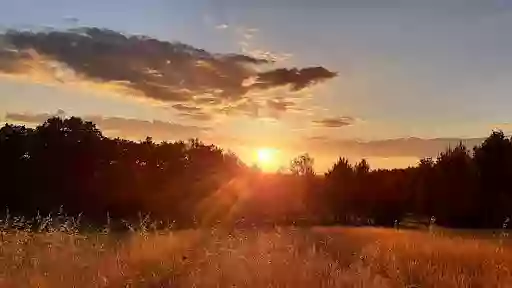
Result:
[255, 148, 279, 171]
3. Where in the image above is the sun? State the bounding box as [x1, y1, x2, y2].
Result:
[257, 148, 273, 163]
[255, 148, 278, 171]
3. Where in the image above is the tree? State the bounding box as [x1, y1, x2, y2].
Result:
[432, 143, 478, 227]
[473, 130, 512, 226]
[355, 159, 370, 175]
[3, 115, 512, 229]
[412, 157, 435, 216]
[324, 157, 355, 222]
[289, 153, 315, 177]
[325, 157, 353, 181]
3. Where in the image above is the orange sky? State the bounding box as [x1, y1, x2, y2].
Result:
[2, 1, 512, 171]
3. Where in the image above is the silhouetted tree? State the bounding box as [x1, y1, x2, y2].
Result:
[290, 153, 315, 177]
[324, 157, 355, 222]
[411, 157, 435, 216]
[1, 116, 512, 229]
[429, 143, 479, 227]
[473, 131, 512, 227]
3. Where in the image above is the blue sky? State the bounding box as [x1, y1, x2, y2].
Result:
[1, 0, 512, 170]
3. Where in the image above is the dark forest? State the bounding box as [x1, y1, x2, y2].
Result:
[1, 116, 511, 229]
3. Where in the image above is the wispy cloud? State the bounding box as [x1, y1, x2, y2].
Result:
[313, 116, 356, 128]
[217, 98, 261, 117]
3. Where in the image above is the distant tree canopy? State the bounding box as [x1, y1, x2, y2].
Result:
[289, 153, 315, 177]
[0, 117, 511, 229]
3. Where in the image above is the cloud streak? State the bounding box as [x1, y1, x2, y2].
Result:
[306, 136, 486, 158]
[5, 111, 209, 141]
[313, 116, 356, 128]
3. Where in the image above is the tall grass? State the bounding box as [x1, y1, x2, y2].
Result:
[0, 212, 511, 287]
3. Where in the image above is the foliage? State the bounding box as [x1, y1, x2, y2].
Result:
[289, 153, 315, 177]
[1, 116, 512, 228]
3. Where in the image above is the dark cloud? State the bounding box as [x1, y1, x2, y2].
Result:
[313, 116, 356, 128]
[253, 67, 337, 91]
[306, 136, 486, 158]
[0, 27, 337, 107]
[221, 53, 272, 65]
[5, 111, 209, 141]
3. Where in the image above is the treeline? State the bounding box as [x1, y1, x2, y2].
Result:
[0, 116, 511, 229]
[323, 131, 512, 228]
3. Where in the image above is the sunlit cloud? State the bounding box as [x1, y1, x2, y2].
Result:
[235, 26, 293, 63]
[0, 27, 336, 120]
[172, 103, 202, 113]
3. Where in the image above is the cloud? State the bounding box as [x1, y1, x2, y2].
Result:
[220, 53, 271, 65]
[5, 111, 56, 124]
[171, 104, 214, 121]
[0, 27, 336, 109]
[217, 98, 261, 117]
[62, 16, 80, 24]
[172, 103, 202, 113]
[5, 111, 490, 165]
[235, 26, 293, 63]
[266, 98, 295, 112]
[264, 98, 301, 119]
[252, 67, 337, 91]
[240, 47, 293, 63]
[192, 96, 223, 105]
[5, 111, 209, 141]
[215, 24, 229, 30]
[179, 112, 214, 121]
[88, 116, 209, 140]
[306, 136, 486, 158]
[313, 116, 356, 128]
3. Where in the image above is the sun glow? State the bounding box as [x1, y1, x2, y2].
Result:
[255, 148, 279, 171]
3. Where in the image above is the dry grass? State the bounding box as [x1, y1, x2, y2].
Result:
[0, 225, 511, 287]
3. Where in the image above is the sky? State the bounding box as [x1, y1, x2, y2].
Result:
[1, 0, 512, 171]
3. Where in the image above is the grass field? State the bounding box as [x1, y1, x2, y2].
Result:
[0, 225, 511, 287]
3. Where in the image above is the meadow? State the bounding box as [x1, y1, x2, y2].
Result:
[1, 220, 511, 287]
[2, 118, 512, 287]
